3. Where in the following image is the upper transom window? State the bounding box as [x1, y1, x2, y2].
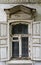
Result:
[12, 24, 28, 34]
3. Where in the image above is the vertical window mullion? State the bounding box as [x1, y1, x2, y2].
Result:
[19, 35, 22, 58]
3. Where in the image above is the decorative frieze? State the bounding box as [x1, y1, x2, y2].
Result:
[0, 0, 41, 4]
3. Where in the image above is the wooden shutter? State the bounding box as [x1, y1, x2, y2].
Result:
[28, 23, 32, 59]
[0, 22, 12, 61]
[32, 22, 41, 60]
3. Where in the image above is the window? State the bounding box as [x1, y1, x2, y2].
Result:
[9, 22, 41, 61]
[11, 24, 29, 58]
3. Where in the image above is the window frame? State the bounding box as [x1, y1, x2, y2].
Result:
[10, 22, 31, 59]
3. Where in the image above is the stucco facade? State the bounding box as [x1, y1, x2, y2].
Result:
[0, 2, 41, 65]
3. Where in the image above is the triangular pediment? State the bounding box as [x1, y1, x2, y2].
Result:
[10, 10, 32, 20]
[4, 5, 36, 20]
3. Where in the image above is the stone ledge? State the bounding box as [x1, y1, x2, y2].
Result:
[7, 60, 32, 64]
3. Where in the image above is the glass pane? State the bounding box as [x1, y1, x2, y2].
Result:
[12, 24, 28, 34]
[12, 42, 19, 58]
[1, 24, 7, 36]
[22, 37, 28, 57]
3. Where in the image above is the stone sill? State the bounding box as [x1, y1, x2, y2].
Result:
[7, 60, 32, 64]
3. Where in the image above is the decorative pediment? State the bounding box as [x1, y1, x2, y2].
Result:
[4, 5, 36, 20]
